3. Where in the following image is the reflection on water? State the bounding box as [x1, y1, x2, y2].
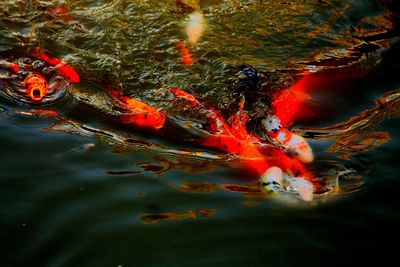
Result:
[1, 0, 400, 266]
[168, 181, 218, 193]
[296, 89, 400, 159]
[141, 208, 217, 224]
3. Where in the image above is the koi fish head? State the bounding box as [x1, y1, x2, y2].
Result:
[24, 74, 49, 102]
[261, 115, 281, 134]
[260, 166, 284, 194]
[260, 167, 315, 201]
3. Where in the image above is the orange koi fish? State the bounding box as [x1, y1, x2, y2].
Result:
[111, 90, 166, 130]
[31, 48, 80, 83]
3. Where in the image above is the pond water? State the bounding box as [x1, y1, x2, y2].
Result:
[1, 0, 400, 266]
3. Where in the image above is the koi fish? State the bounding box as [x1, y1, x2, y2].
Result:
[167, 88, 316, 182]
[31, 48, 80, 83]
[267, 74, 315, 163]
[111, 90, 166, 130]
[141, 208, 216, 224]
[47, 6, 75, 22]
[201, 111, 315, 180]
[1, 50, 73, 103]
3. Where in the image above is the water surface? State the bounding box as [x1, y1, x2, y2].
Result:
[1, 0, 400, 266]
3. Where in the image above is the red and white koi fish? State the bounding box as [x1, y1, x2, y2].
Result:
[262, 115, 314, 164]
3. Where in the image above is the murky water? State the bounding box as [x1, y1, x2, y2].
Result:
[1, 0, 400, 266]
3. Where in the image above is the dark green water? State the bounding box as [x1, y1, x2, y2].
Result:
[1, 0, 400, 266]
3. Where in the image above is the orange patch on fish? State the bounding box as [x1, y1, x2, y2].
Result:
[272, 74, 313, 127]
[169, 88, 198, 106]
[47, 6, 75, 22]
[201, 110, 269, 175]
